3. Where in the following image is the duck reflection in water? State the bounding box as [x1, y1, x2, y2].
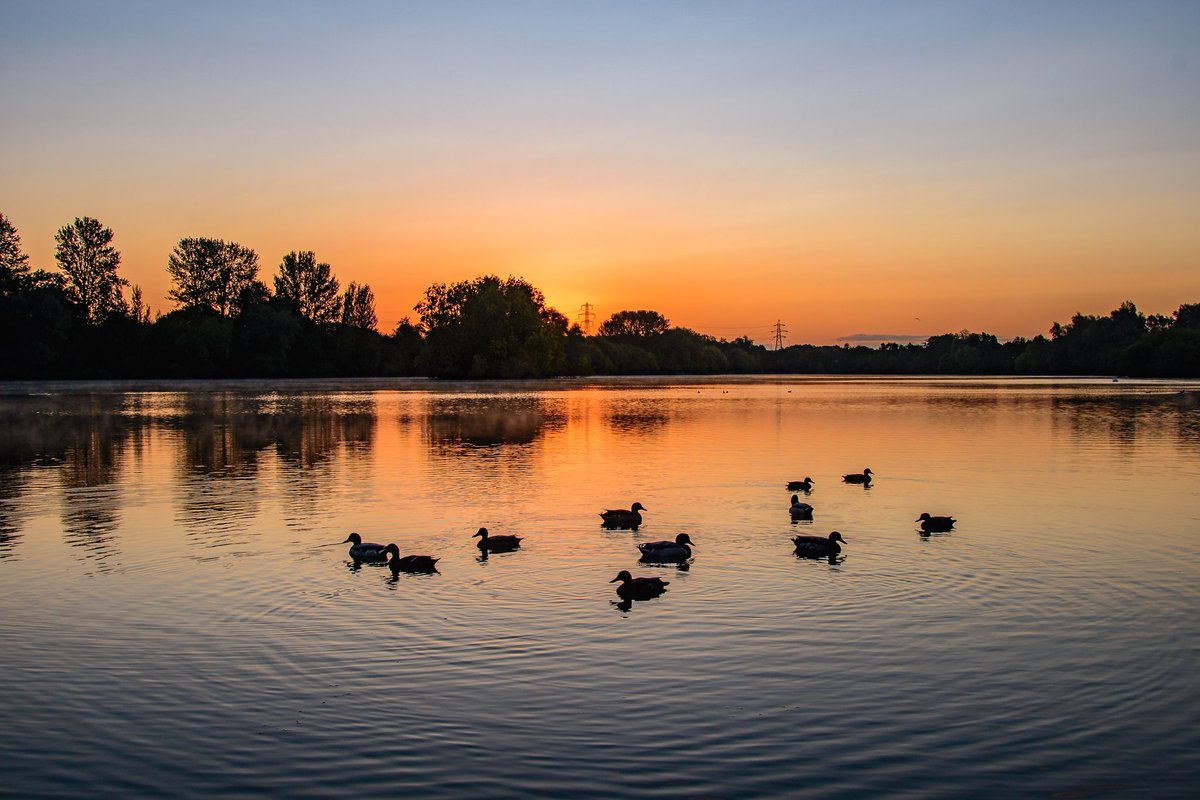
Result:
[600, 502, 646, 530]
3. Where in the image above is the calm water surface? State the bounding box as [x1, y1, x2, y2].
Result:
[1, 377, 1198, 798]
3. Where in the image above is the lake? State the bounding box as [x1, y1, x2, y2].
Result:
[1, 376, 1198, 798]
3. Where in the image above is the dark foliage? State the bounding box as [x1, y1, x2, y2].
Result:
[0, 217, 1196, 381]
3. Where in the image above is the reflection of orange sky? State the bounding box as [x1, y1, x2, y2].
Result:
[10, 153, 1199, 346]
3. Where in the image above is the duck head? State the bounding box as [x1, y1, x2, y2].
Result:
[829, 531, 847, 544]
[342, 532, 362, 545]
[472, 527, 489, 540]
[675, 533, 694, 546]
[916, 513, 931, 522]
[610, 570, 633, 584]
[383, 543, 401, 558]
[631, 502, 646, 512]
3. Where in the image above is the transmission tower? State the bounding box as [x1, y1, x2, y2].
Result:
[772, 320, 788, 351]
[577, 303, 596, 335]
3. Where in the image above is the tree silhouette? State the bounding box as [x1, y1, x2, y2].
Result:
[416, 275, 567, 378]
[0, 213, 32, 293]
[274, 251, 340, 324]
[167, 237, 260, 317]
[54, 216, 127, 323]
[598, 309, 670, 338]
[341, 281, 377, 330]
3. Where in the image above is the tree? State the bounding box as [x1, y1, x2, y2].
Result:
[0, 212, 32, 293]
[129, 285, 151, 324]
[167, 237, 260, 317]
[598, 309, 670, 338]
[415, 274, 567, 378]
[54, 216, 127, 323]
[274, 251, 340, 324]
[341, 282, 378, 330]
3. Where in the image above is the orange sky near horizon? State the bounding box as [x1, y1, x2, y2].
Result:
[3, 2, 1198, 346]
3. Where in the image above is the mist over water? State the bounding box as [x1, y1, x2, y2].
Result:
[1, 377, 1198, 798]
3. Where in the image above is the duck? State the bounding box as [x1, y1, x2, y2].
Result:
[600, 502, 646, 529]
[842, 468, 873, 484]
[789, 494, 814, 520]
[609, 570, 669, 600]
[473, 526, 523, 552]
[791, 531, 846, 557]
[342, 532, 388, 562]
[636, 533, 694, 561]
[384, 543, 439, 574]
[916, 513, 956, 533]
[786, 477, 815, 492]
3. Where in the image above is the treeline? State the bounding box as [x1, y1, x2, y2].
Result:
[2, 212, 1198, 379]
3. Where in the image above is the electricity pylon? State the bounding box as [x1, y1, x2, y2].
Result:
[772, 320, 787, 351]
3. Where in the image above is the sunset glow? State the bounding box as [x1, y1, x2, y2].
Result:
[3, 1, 1198, 344]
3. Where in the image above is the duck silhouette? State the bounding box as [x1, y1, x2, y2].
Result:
[842, 468, 873, 485]
[636, 533, 694, 561]
[600, 502, 646, 529]
[384, 543, 439, 575]
[789, 494, 814, 521]
[473, 527, 523, 552]
[916, 513, 956, 533]
[342, 532, 388, 562]
[609, 570, 669, 600]
[791, 531, 846, 558]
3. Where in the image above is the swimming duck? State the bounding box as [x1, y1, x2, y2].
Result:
[786, 477, 815, 492]
[789, 494, 814, 520]
[842, 468, 873, 484]
[383, 543, 439, 574]
[636, 533, 694, 561]
[791, 531, 846, 557]
[600, 502, 646, 529]
[609, 570, 669, 600]
[916, 513, 956, 533]
[342, 532, 388, 562]
[473, 526, 523, 552]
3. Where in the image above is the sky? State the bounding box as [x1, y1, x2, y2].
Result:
[2, 0, 1198, 345]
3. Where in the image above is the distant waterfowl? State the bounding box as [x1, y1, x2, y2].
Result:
[342, 532, 388, 562]
[789, 494, 814, 520]
[916, 513, 956, 533]
[791, 531, 846, 557]
[600, 502, 646, 529]
[609, 570, 669, 600]
[637, 533, 694, 561]
[786, 477, 814, 492]
[384, 543, 439, 574]
[842, 468, 873, 485]
[473, 526, 523, 552]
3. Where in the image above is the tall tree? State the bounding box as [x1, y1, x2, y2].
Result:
[54, 216, 127, 323]
[167, 237, 260, 317]
[274, 251, 340, 324]
[598, 309, 670, 338]
[341, 281, 378, 330]
[0, 212, 32, 293]
[416, 274, 567, 378]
